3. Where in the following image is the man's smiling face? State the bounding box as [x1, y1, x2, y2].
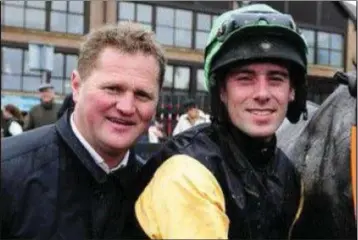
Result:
[220, 62, 294, 138]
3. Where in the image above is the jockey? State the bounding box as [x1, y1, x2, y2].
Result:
[127, 3, 309, 239]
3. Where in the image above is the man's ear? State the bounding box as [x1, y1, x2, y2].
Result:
[220, 86, 228, 104]
[71, 70, 81, 104]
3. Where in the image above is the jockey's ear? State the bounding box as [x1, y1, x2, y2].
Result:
[289, 90, 295, 102]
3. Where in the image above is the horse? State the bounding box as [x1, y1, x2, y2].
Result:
[277, 71, 357, 239]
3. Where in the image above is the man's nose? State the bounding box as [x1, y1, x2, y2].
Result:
[116, 92, 135, 115]
[253, 76, 271, 102]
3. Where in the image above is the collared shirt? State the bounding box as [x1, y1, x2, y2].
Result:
[70, 113, 129, 174]
[172, 110, 210, 136]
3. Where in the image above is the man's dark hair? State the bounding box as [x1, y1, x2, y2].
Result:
[183, 99, 197, 112]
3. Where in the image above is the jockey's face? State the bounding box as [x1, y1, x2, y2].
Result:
[220, 62, 294, 139]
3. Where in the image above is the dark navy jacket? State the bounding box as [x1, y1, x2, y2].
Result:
[1, 111, 144, 239]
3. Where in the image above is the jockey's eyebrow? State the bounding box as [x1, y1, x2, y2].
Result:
[229, 68, 289, 78]
[267, 70, 289, 78]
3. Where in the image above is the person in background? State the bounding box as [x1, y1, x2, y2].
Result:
[23, 83, 61, 130]
[172, 98, 210, 136]
[1, 110, 6, 137]
[2, 104, 24, 137]
[21, 111, 28, 119]
[148, 119, 166, 143]
[1, 22, 166, 239]
[57, 93, 75, 119]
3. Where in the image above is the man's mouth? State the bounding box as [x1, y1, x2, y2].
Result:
[106, 117, 136, 126]
[247, 109, 275, 116]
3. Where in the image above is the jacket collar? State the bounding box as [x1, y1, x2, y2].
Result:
[228, 123, 277, 169]
[214, 123, 281, 197]
[215, 122, 277, 171]
[55, 110, 140, 185]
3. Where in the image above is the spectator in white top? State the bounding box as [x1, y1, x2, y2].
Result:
[148, 119, 166, 143]
[172, 99, 210, 136]
[2, 104, 24, 137]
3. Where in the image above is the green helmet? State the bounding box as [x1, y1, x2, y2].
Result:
[203, 4, 309, 123]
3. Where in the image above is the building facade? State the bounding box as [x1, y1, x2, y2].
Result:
[1, 1, 356, 132]
[251, 1, 355, 105]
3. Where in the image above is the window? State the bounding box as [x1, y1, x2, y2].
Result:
[301, 29, 315, 64]
[299, 27, 343, 68]
[174, 67, 190, 89]
[50, 1, 85, 34]
[195, 13, 218, 50]
[116, 2, 221, 50]
[1, 1, 87, 34]
[65, 54, 77, 94]
[51, 53, 78, 94]
[317, 32, 343, 67]
[195, 69, 210, 112]
[156, 7, 193, 48]
[2, 47, 23, 90]
[163, 65, 174, 88]
[117, 2, 153, 30]
[22, 50, 41, 92]
[196, 69, 207, 91]
[307, 90, 332, 105]
[2, 1, 46, 30]
[1, 46, 78, 94]
[163, 64, 191, 90]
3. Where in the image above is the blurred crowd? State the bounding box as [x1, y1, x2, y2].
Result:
[1, 84, 209, 142]
[1, 83, 62, 138]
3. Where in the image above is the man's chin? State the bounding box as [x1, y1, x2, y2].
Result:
[243, 126, 276, 139]
[102, 135, 136, 151]
[112, 140, 134, 149]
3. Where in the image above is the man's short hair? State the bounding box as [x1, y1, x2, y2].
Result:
[183, 99, 197, 111]
[77, 22, 167, 87]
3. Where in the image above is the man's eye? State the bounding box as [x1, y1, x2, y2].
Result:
[105, 86, 119, 93]
[235, 74, 251, 80]
[136, 91, 152, 101]
[270, 76, 285, 82]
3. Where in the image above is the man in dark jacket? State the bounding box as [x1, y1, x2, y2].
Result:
[128, 4, 308, 239]
[23, 83, 62, 130]
[1, 22, 166, 239]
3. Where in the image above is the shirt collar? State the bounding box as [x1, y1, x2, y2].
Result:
[70, 113, 129, 174]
